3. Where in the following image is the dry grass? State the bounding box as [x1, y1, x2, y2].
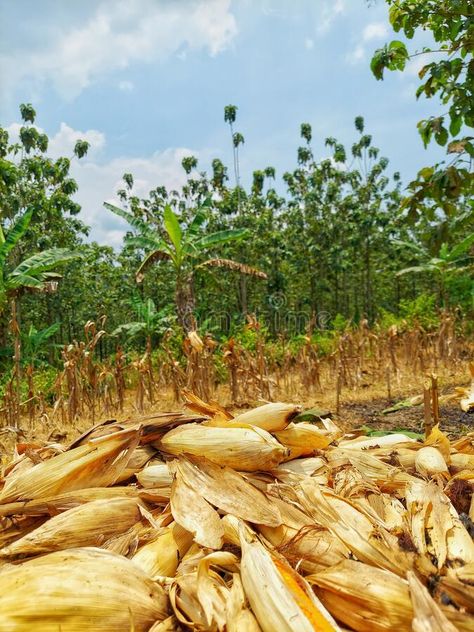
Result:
[1, 315, 472, 460]
[0, 357, 471, 462]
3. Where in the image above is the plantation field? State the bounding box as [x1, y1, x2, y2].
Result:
[0, 0, 473, 628]
[1, 328, 472, 457]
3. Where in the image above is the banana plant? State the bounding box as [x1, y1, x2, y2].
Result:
[106, 201, 267, 329]
[0, 208, 80, 313]
[112, 296, 172, 353]
[395, 233, 474, 303]
[22, 322, 61, 367]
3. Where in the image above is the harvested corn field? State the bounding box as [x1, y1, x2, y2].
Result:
[0, 394, 473, 631]
[1, 1, 474, 629]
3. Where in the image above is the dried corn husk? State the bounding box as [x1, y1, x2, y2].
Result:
[309, 559, 412, 632]
[102, 519, 149, 556]
[415, 447, 449, 479]
[136, 462, 172, 488]
[441, 609, 474, 632]
[298, 481, 419, 576]
[226, 573, 262, 632]
[148, 616, 182, 632]
[326, 448, 416, 493]
[175, 541, 208, 577]
[331, 466, 406, 531]
[182, 389, 233, 421]
[451, 432, 474, 454]
[0, 515, 46, 548]
[0, 547, 168, 630]
[158, 423, 288, 471]
[256, 494, 349, 573]
[0, 497, 141, 558]
[0, 486, 140, 518]
[221, 513, 243, 547]
[273, 456, 327, 477]
[259, 522, 349, 574]
[132, 521, 193, 577]
[187, 330, 204, 352]
[170, 468, 224, 549]
[424, 425, 451, 462]
[455, 562, 474, 585]
[458, 362, 474, 413]
[408, 571, 458, 632]
[449, 452, 474, 472]
[196, 551, 239, 629]
[274, 422, 337, 459]
[439, 564, 474, 613]
[339, 434, 416, 450]
[116, 444, 156, 482]
[0, 428, 140, 503]
[405, 480, 474, 568]
[169, 550, 239, 629]
[173, 455, 282, 526]
[239, 524, 340, 631]
[230, 402, 302, 432]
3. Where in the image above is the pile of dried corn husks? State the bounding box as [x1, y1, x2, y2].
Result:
[0, 395, 473, 631]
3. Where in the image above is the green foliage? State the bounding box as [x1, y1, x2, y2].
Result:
[0, 100, 471, 381]
[112, 296, 173, 347]
[22, 322, 61, 366]
[372, 0, 474, 217]
[395, 234, 474, 305]
[377, 308, 400, 331]
[399, 293, 440, 330]
[311, 331, 336, 357]
[106, 197, 259, 328]
[332, 313, 349, 332]
[377, 293, 441, 331]
[0, 208, 80, 313]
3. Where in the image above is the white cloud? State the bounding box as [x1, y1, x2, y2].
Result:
[49, 123, 105, 159]
[1, 0, 237, 100]
[304, 38, 314, 50]
[347, 44, 365, 65]
[317, 0, 345, 34]
[118, 80, 134, 92]
[347, 20, 389, 64]
[362, 22, 388, 42]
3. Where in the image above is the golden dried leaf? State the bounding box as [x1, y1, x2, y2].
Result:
[175, 455, 282, 527]
[170, 469, 224, 550]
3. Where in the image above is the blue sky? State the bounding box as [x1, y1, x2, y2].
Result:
[0, 0, 443, 246]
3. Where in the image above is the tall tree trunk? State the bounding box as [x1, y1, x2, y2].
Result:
[239, 274, 248, 316]
[175, 274, 196, 331]
[396, 276, 401, 315]
[10, 298, 21, 428]
[365, 236, 372, 322]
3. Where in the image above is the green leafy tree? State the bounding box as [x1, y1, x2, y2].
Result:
[106, 201, 266, 329]
[0, 208, 79, 314]
[0, 103, 90, 249]
[0, 103, 90, 352]
[283, 118, 402, 321]
[371, 1, 474, 220]
[395, 232, 474, 304]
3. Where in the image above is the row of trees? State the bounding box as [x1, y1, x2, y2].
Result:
[1, 105, 471, 356]
[0, 0, 472, 372]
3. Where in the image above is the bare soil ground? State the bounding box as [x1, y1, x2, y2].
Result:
[338, 399, 473, 437]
